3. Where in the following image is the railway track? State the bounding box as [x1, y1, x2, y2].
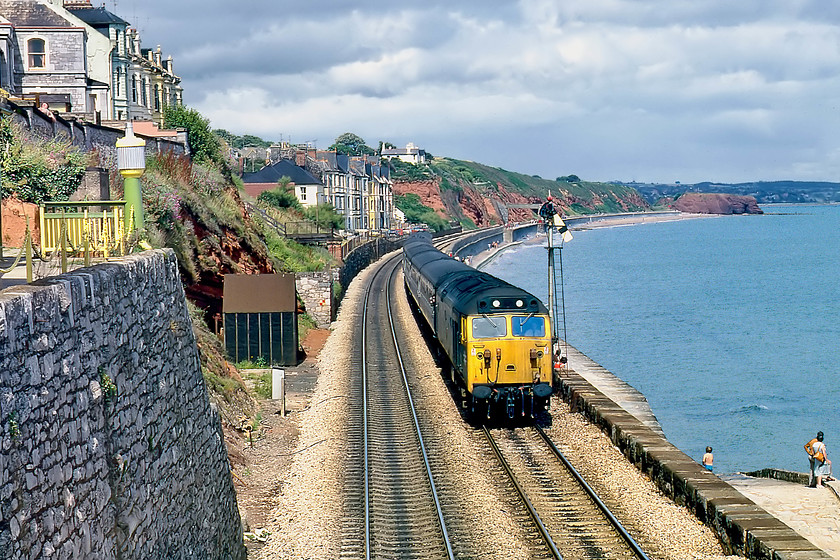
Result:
[484, 425, 650, 560]
[340, 238, 653, 559]
[340, 254, 454, 559]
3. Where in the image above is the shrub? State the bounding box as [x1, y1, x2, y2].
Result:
[303, 203, 343, 230]
[259, 186, 301, 210]
[0, 119, 88, 203]
[394, 193, 449, 231]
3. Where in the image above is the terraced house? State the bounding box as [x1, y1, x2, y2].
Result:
[0, 0, 181, 124]
[243, 150, 395, 234]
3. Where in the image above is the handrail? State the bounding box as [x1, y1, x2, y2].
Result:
[244, 202, 286, 236]
[39, 200, 130, 258]
[42, 200, 128, 209]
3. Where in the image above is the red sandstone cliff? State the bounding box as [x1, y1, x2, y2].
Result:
[668, 193, 763, 214]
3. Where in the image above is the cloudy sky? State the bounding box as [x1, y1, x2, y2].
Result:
[115, 0, 840, 184]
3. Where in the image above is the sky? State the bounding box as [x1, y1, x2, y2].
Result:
[113, 0, 840, 184]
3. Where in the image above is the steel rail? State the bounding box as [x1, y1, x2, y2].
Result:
[361, 279, 372, 560]
[535, 426, 651, 560]
[384, 260, 456, 560]
[482, 425, 564, 560]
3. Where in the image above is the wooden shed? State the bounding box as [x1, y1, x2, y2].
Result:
[223, 274, 297, 366]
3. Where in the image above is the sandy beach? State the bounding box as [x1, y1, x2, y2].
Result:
[564, 211, 720, 230]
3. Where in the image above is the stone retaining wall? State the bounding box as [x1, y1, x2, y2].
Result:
[296, 270, 338, 328]
[0, 249, 244, 560]
[557, 369, 830, 559]
[338, 237, 402, 298]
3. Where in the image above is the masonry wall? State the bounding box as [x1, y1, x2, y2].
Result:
[296, 270, 337, 329]
[3, 99, 186, 169]
[0, 250, 244, 560]
[338, 237, 403, 297]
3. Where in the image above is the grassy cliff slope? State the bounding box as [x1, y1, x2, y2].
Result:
[392, 157, 650, 229]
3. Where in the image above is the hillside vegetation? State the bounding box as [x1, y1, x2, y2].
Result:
[391, 157, 650, 229]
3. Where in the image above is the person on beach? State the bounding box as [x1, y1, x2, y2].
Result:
[702, 447, 714, 471]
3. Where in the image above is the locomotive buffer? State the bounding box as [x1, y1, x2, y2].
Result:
[538, 196, 572, 377]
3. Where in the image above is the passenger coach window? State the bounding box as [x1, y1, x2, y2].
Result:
[472, 316, 507, 338]
[512, 316, 545, 337]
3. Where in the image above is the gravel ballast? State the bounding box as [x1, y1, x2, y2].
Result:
[258, 253, 740, 559]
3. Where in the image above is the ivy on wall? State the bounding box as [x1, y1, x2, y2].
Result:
[0, 118, 88, 203]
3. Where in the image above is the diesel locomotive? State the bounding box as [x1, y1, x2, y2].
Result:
[402, 235, 554, 419]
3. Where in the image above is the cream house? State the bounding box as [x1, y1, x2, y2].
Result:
[0, 0, 181, 123]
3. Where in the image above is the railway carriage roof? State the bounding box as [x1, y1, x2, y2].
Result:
[403, 238, 547, 315]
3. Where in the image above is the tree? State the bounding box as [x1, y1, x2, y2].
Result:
[164, 105, 222, 165]
[378, 140, 396, 154]
[241, 134, 270, 148]
[329, 132, 375, 156]
[258, 177, 301, 210]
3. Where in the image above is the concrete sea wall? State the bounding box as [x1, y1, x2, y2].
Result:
[0, 250, 244, 560]
[557, 364, 830, 559]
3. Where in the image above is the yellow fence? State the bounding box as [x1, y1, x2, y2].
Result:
[39, 201, 131, 258]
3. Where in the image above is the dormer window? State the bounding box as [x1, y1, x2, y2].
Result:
[28, 38, 45, 68]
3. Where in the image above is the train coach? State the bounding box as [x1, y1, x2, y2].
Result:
[402, 234, 554, 419]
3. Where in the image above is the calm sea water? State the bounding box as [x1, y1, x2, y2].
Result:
[484, 204, 840, 474]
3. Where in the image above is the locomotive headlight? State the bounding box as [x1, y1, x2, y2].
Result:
[516, 299, 524, 307]
[492, 300, 500, 308]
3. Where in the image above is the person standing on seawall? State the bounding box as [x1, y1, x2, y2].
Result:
[808, 432, 834, 487]
[805, 432, 823, 487]
[701, 447, 714, 471]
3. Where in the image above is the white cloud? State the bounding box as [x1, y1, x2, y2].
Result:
[108, 0, 840, 182]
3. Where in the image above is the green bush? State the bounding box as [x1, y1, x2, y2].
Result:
[303, 204, 343, 230]
[394, 193, 449, 231]
[259, 185, 301, 210]
[0, 119, 88, 203]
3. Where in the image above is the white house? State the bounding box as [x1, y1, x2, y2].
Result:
[381, 142, 427, 164]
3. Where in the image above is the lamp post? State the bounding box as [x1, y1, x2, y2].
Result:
[116, 121, 146, 233]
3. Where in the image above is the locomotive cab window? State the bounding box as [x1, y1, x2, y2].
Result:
[472, 316, 507, 338]
[512, 315, 546, 337]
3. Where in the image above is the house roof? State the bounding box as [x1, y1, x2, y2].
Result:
[242, 159, 322, 186]
[349, 158, 367, 176]
[315, 151, 350, 173]
[67, 6, 128, 31]
[0, 0, 74, 27]
[382, 147, 425, 156]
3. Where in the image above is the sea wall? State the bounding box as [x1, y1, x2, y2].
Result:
[557, 367, 829, 559]
[0, 249, 244, 560]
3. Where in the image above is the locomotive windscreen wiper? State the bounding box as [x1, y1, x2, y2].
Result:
[481, 314, 499, 328]
[518, 312, 535, 326]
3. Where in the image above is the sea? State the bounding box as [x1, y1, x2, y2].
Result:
[482, 204, 840, 475]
